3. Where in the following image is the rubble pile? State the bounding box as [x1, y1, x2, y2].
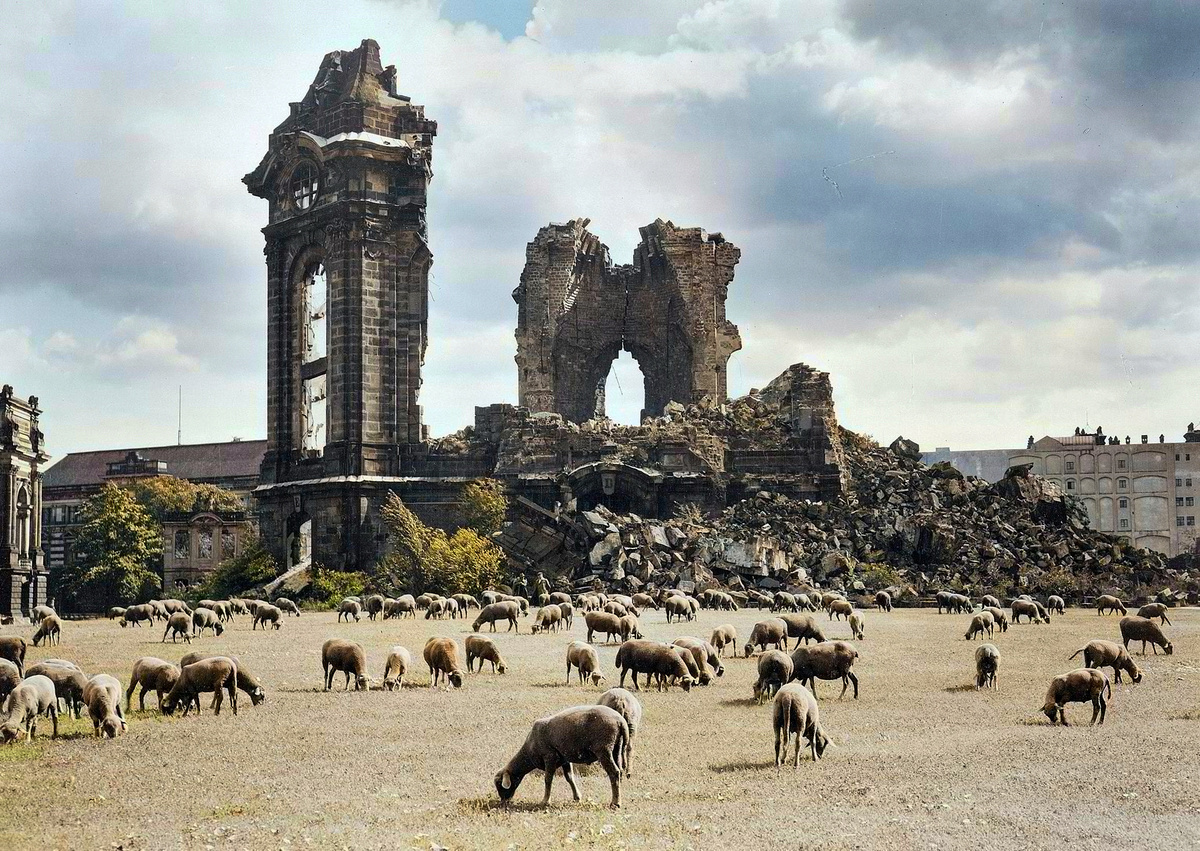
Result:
[563, 427, 1191, 600]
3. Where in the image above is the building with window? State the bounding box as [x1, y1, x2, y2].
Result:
[0, 386, 49, 618]
[925, 424, 1200, 557]
[41, 440, 267, 588]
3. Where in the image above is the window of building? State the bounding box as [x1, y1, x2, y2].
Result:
[1119, 498, 1128, 509]
[1066, 479, 1075, 490]
[1065, 461, 1075, 472]
[221, 529, 236, 560]
[1178, 478, 1184, 487]
[1188, 454, 1192, 461]
[290, 160, 319, 211]
[1179, 517, 1187, 527]
[1178, 454, 1182, 461]
[1188, 478, 1194, 487]
[1118, 459, 1127, 469]
[1177, 497, 1185, 507]
[198, 529, 213, 560]
[1189, 516, 1196, 527]
[174, 530, 190, 560]
[1117, 478, 1128, 490]
[299, 260, 328, 456]
[1189, 497, 1196, 507]
[1119, 518, 1129, 529]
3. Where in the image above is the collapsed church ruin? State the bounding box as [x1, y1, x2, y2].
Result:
[242, 40, 845, 575]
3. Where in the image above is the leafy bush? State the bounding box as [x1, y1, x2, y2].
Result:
[460, 479, 506, 537]
[375, 492, 504, 595]
[854, 562, 903, 590]
[199, 534, 280, 599]
[127, 475, 244, 519]
[309, 565, 368, 606]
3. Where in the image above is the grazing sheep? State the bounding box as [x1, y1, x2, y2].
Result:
[392, 595, 417, 618]
[669, 640, 714, 686]
[980, 594, 1001, 609]
[611, 594, 636, 611]
[1047, 595, 1066, 615]
[983, 606, 1010, 633]
[547, 592, 571, 607]
[618, 613, 642, 642]
[494, 704, 628, 809]
[125, 657, 181, 712]
[425, 597, 457, 620]
[1069, 639, 1142, 684]
[161, 599, 191, 616]
[557, 602, 575, 629]
[176, 655, 261, 709]
[191, 608, 224, 637]
[596, 687, 641, 777]
[566, 641, 605, 686]
[796, 593, 818, 612]
[0, 659, 19, 701]
[771, 591, 800, 613]
[253, 605, 282, 630]
[1096, 595, 1127, 616]
[107, 606, 126, 620]
[32, 615, 62, 647]
[949, 594, 973, 614]
[747, 590, 774, 609]
[83, 674, 126, 738]
[30, 604, 56, 623]
[848, 611, 865, 641]
[585, 611, 625, 645]
[275, 598, 301, 617]
[778, 614, 826, 646]
[423, 637, 465, 689]
[819, 591, 844, 611]
[0, 675, 58, 741]
[773, 682, 829, 766]
[454, 593, 481, 612]
[338, 599, 363, 622]
[631, 593, 658, 611]
[753, 650, 794, 703]
[465, 635, 508, 674]
[745, 618, 790, 656]
[481, 590, 501, 606]
[974, 644, 1000, 690]
[364, 594, 385, 621]
[1011, 599, 1043, 625]
[161, 613, 193, 644]
[25, 662, 88, 718]
[416, 593, 437, 610]
[1041, 668, 1111, 726]
[1136, 603, 1172, 625]
[615, 639, 694, 692]
[198, 599, 219, 611]
[473, 601, 521, 633]
[0, 636, 27, 675]
[965, 611, 995, 641]
[576, 594, 600, 612]
[163, 657, 239, 717]
[120, 603, 155, 628]
[530, 604, 563, 634]
[497, 594, 530, 615]
[211, 601, 235, 622]
[147, 600, 169, 621]
[1032, 600, 1052, 623]
[664, 596, 692, 623]
[322, 639, 369, 691]
[1119, 616, 1173, 656]
[382, 646, 412, 690]
[790, 641, 860, 700]
[229, 598, 249, 615]
[874, 591, 892, 612]
[935, 591, 953, 613]
[673, 637, 724, 680]
[828, 599, 854, 621]
[710, 624, 738, 658]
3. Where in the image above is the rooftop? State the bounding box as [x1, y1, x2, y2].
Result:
[42, 440, 267, 490]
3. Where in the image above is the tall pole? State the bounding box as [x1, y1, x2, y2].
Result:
[177, 385, 182, 446]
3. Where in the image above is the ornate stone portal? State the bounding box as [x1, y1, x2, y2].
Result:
[0, 386, 49, 617]
[514, 219, 742, 423]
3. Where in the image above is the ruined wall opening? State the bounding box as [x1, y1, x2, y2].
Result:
[299, 261, 328, 455]
[602, 350, 646, 425]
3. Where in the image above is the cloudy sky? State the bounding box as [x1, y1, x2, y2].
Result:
[3, 1, 1197, 458]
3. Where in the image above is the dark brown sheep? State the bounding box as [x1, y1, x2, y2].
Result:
[1041, 668, 1110, 725]
[773, 682, 828, 765]
[161, 612, 193, 644]
[125, 657, 181, 712]
[494, 704, 628, 809]
[744, 618, 789, 657]
[423, 637, 465, 688]
[179, 653, 266, 705]
[615, 640, 694, 692]
[585, 611, 625, 645]
[874, 591, 893, 612]
[778, 614, 825, 646]
[465, 635, 508, 674]
[1136, 603, 1172, 625]
[1095, 595, 1127, 616]
[322, 639, 369, 691]
[163, 657, 239, 717]
[753, 650, 794, 703]
[472, 601, 520, 633]
[1119, 616, 1173, 656]
[0, 636, 26, 676]
[790, 641, 860, 700]
[974, 644, 1000, 690]
[32, 615, 62, 647]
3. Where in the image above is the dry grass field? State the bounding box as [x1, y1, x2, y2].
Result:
[1, 603, 1198, 850]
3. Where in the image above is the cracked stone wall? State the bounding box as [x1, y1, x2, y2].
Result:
[514, 218, 742, 424]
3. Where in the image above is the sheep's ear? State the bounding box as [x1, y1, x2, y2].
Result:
[500, 771, 512, 790]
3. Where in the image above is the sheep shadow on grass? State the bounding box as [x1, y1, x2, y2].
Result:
[708, 758, 775, 774]
[943, 684, 977, 693]
[719, 697, 759, 708]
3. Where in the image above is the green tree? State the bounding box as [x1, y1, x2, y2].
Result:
[200, 534, 280, 598]
[460, 478, 506, 537]
[376, 492, 504, 595]
[55, 483, 162, 609]
[128, 475, 243, 520]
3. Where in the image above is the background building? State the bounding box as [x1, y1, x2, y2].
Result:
[925, 424, 1200, 557]
[0, 386, 49, 617]
[41, 440, 266, 586]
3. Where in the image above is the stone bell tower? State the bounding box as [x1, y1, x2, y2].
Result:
[244, 40, 436, 571]
[0, 386, 49, 617]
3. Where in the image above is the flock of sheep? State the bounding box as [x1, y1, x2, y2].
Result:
[0, 585, 1183, 809]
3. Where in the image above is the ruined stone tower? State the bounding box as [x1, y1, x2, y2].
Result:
[514, 219, 743, 423]
[244, 40, 437, 571]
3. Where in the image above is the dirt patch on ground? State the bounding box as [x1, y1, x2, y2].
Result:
[1, 607, 1197, 849]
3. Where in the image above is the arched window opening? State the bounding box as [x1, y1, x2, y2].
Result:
[291, 160, 319, 211]
[300, 261, 328, 456]
[602, 350, 645, 425]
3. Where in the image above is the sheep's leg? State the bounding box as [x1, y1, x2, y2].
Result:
[1089, 697, 1100, 726]
[212, 690, 223, 716]
[541, 759, 557, 806]
[562, 764, 582, 801]
[849, 671, 859, 699]
[138, 686, 149, 712]
[1098, 693, 1106, 725]
[598, 749, 622, 809]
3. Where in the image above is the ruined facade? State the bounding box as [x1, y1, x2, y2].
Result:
[0, 386, 49, 617]
[514, 219, 742, 423]
[244, 40, 443, 571]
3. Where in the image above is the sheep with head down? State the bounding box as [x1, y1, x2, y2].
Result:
[0, 675, 58, 742]
[615, 640, 694, 693]
[32, 615, 62, 647]
[180, 653, 266, 706]
[382, 646, 412, 690]
[773, 682, 829, 766]
[161, 612, 192, 644]
[494, 704, 628, 809]
[790, 641, 860, 700]
[1095, 595, 1127, 616]
[465, 635, 507, 674]
[423, 637, 465, 689]
[753, 650, 793, 704]
[1068, 640, 1141, 684]
[710, 624, 738, 658]
[125, 657, 181, 712]
[1119, 616, 1173, 656]
[162, 657, 239, 717]
[596, 687, 641, 778]
[0, 637, 26, 676]
[0, 658, 20, 702]
[1136, 603, 1172, 625]
[974, 644, 1000, 690]
[25, 662, 88, 719]
[322, 639, 370, 691]
[745, 618, 789, 657]
[566, 641, 605, 686]
[1041, 668, 1110, 726]
[83, 674, 126, 738]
